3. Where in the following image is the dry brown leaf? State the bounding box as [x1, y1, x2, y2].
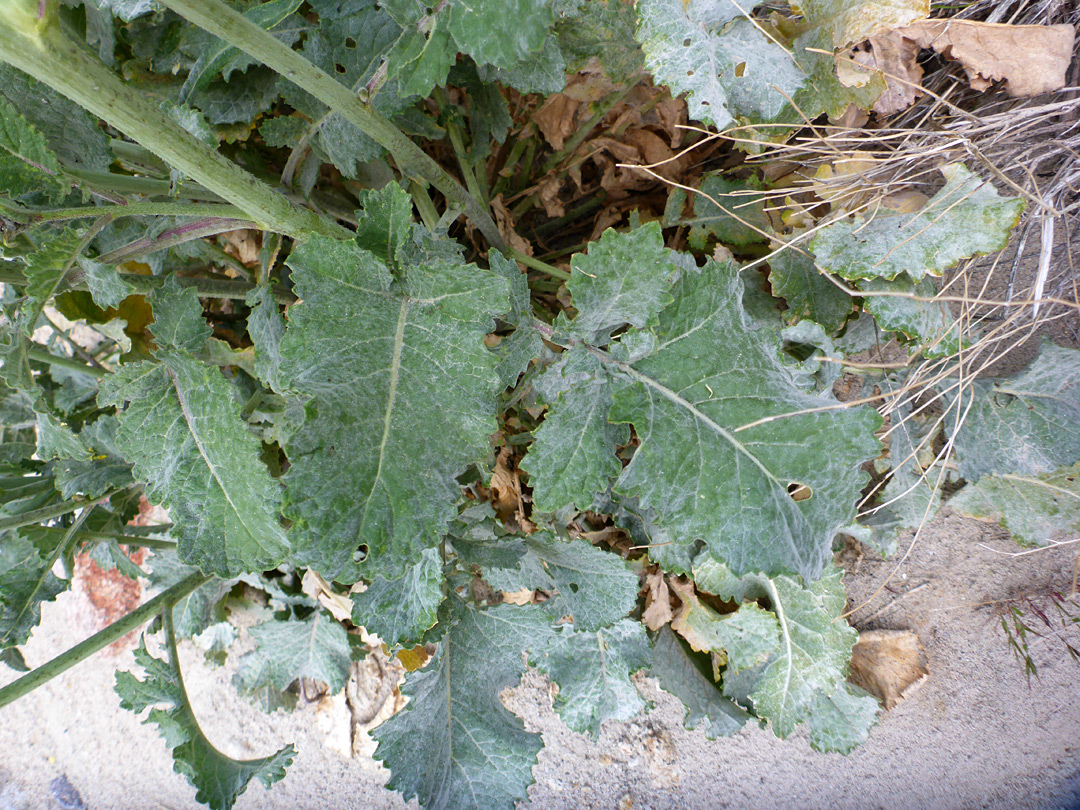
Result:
[538, 174, 567, 218]
[862, 32, 924, 114]
[881, 189, 931, 213]
[533, 93, 580, 150]
[848, 629, 929, 710]
[301, 569, 354, 621]
[643, 569, 673, 631]
[490, 193, 534, 257]
[899, 19, 1075, 97]
[222, 228, 260, 266]
[489, 446, 535, 532]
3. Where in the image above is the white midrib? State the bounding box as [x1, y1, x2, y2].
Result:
[360, 298, 409, 533]
[167, 365, 275, 556]
[766, 579, 794, 720]
[607, 354, 785, 488]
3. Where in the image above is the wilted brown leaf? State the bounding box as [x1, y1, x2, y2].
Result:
[491, 193, 534, 257]
[899, 19, 1075, 97]
[534, 93, 580, 150]
[643, 569, 673, 631]
[848, 628, 929, 709]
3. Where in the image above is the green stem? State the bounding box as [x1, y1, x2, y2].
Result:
[95, 217, 255, 266]
[0, 3, 346, 241]
[0, 572, 209, 709]
[0, 491, 118, 532]
[31, 526, 177, 549]
[491, 136, 531, 200]
[155, 0, 506, 252]
[26, 347, 107, 378]
[534, 194, 607, 236]
[508, 248, 571, 281]
[0, 266, 296, 304]
[21, 202, 252, 225]
[65, 169, 224, 202]
[409, 181, 440, 231]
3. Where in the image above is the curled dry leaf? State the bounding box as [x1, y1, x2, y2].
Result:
[643, 568, 674, 631]
[301, 569, 354, 622]
[898, 20, 1075, 97]
[491, 193, 534, 257]
[848, 629, 929, 710]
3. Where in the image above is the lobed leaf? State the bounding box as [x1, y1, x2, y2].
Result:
[811, 164, 1024, 282]
[0, 96, 66, 203]
[373, 597, 552, 810]
[238, 613, 353, 693]
[99, 351, 289, 577]
[0, 532, 67, 650]
[116, 636, 295, 810]
[279, 223, 508, 583]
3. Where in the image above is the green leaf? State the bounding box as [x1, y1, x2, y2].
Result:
[245, 284, 286, 393]
[750, 566, 859, 738]
[561, 223, 677, 343]
[353, 182, 414, 264]
[0, 532, 67, 649]
[607, 257, 880, 579]
[18, 227, 85, 334]
[239, 613, 353, 692]
[179, 0, 304, 103]
[189, 67, 281, 126]
[35, 412, 90, 462]
[478, 35, 567, 95]
[477, 532, 638, 632]
[669, 578, 780, 674]
[811, 165, 1025, 282]
[948, 342, 1080, 481]
[948, 461, 1080, 547]
[149, 276, 212, 353]
[649, 625, 749, 738]
[635, 0, 807, 130]
[523, 348, 628, 513]
[148, 550, 233, 640]
[381, 0, 457, 98]
[373, 598, 552, 810]
[806, 682, 879, 753]
[530, 619, 651, 738]
[279, 232, 508, 583]
[859, 275, 961, 358]
[0, 64, 113, 173]
[99, 352, 289, 577]
[0, 97, 67, 203]
[488, 251, 543, 387]
[447, 0, 555, 70]
[351, 545, 443, 648]
[768, 248, 852, 333]
[116, 635, 295, 810]
[555, 0, 642, 85]
[77, 257, 137, 310]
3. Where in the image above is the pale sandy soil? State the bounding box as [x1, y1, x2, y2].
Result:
[1, 508, 1079, 810]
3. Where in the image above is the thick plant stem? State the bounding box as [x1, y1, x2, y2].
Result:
[0, 1, 346, 242]
[0, 267, 296, 304]
[18, 202, 253, 225]
[26, 347, 107, 379]
[155, 0, 508, 253]
[0, 572, 209, 709]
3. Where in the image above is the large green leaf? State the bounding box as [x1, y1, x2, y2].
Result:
[806, 681, 880, 753]
[0, 97, 67, 202]
[17, 227, 85, 334]
[116, 636, 295, 810]
[279, 228, 509, 583]
[670, 578, 780, 674]
[811, 165, 1024, 282]
[530, 619, 652, 738]
[447, 0, 555, 69]
[607, 257, 880, 579]
[749, 566, 865, 738]
[948, 342, 1080, 481]
[949, 461, 1080, 547]
[373, 597, 552, 810]
[99, 351, 289, 577]
[635, 0, 807, 130]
